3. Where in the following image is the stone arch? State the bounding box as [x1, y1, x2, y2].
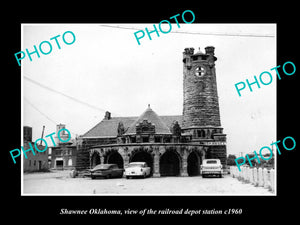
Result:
[90, 150, 100, 168]
[187, 151, 201, 176]
[129, 149, 154, 176]
[159, 150, 182, 176]
[104, 149, 124, 169]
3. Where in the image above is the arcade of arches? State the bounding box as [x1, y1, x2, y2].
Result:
[89, 145, 205, 177]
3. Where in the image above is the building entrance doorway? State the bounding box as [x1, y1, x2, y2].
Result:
[130, 151, 153, 176]
[159, 151, 180, 176]
[91, 152, 100, 168]
[106, 151, 124, 169]
[56, 160, 63, 170]
[187, 151, 200, 176]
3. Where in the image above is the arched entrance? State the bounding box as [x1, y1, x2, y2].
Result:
[91, 152, 100, 168]
[187, 151, 200, 176]
[159, 151, 181, 176]
[130, 151, 153, 176]
[105, 151, 124, 169]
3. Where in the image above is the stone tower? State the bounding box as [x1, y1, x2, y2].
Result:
[182, 46, 227, 167]
[182, 46, 221, 129]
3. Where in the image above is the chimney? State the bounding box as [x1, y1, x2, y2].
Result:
[104, 111, 111, 120]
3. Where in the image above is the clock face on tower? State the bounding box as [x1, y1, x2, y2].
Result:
[194, 65, 206, 77]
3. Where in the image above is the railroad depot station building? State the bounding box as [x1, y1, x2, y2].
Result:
[76, 46, 227, 177]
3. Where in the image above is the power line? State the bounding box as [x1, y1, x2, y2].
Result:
[24, 97, 57, 125]
[99, 24, 275, 38]
[24, 74, 121, 117]
[24, 97, 79, 138]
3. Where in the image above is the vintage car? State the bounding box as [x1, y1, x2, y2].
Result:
[201, 159, 223, 178]
[125, 162, 151, 179]
[90, 164, 124, 179]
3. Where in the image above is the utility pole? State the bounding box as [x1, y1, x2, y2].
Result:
[40, 125, 45, 145]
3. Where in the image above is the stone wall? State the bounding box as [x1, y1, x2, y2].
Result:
[75, 137, 116, 170]
[207, 146, 227, 165]
[182, 47, 221, 128]
[87, 143, 226, 177]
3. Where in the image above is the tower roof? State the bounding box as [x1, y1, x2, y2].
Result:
[193, 47, 205, 56]
[125, 105, 172, 135]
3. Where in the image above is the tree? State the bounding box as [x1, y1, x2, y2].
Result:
[227, 154, 237, 166]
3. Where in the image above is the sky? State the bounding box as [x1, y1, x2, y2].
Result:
[22, 23, 276, 157]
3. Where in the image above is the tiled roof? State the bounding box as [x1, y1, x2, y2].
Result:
[82, 116, 136, 138]
[82, 107, 182, 138]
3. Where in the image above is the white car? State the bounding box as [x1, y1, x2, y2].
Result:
[201, 159, 223, 178]
[125, 162, 151, 179]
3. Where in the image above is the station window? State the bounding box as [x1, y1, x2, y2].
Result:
[197, 130, 205, 138]
[197, 130, 201, 137]
[155, 136, 162, 143]
[164, 137, 171, 143]
[131, 137, 136, 143]
[68, 158, 72, 166]
[142, 136, 149, 143]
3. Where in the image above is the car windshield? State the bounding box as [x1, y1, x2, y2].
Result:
[93, 164, 111, 170]
[206, 160, 217, 164]
[127, 163, 143, 168]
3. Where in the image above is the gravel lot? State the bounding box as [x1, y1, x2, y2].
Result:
[23, 170, 273, 195]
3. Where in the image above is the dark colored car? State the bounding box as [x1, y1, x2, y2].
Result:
[90, 164, 124, 179]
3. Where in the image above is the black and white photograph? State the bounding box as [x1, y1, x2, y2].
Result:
[4, 4, 298, 221]
[21, 23, 276, 195]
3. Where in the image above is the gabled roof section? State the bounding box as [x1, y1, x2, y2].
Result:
[82, 117, 136, 138]
[125, 105, 171, 135]
[81, 107, 183, 138]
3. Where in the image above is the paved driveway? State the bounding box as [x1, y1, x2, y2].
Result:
[23, 170, 273, 195]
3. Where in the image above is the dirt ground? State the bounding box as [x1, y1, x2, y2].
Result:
[22, 170, 273, 195]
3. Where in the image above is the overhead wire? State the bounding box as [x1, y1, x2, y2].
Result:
[24, 97, 57, 125]
[23, 73, 122, 138]
[24, 74, 121, 117]
[98, 24, 275, 38]
[24, 97, 79, 138]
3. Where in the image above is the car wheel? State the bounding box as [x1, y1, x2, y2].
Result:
[143, 173, 146, 178]
[126, 176, 129, 179]
[91, 175, 95, 179]
[106, 174, 111, 179]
